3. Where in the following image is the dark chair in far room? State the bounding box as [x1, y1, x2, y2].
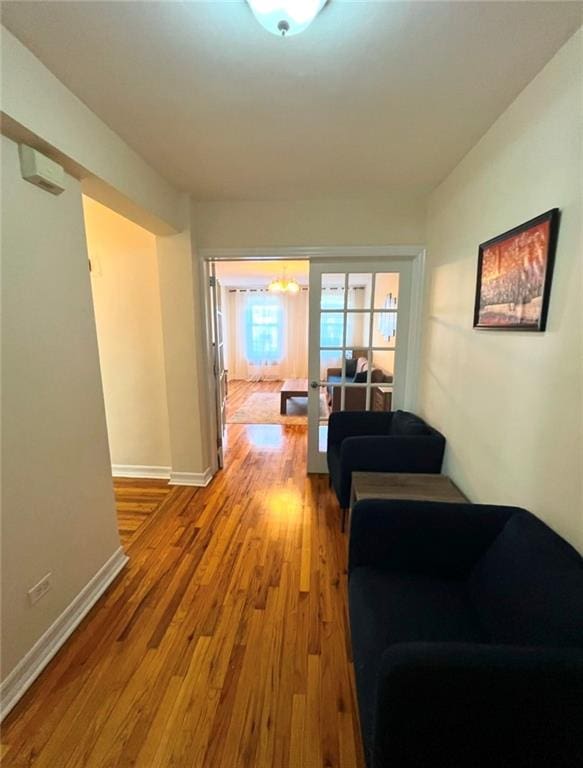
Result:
[327, 410, 445, 527]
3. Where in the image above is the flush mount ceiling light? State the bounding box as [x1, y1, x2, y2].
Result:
[247, 0, 327, 37]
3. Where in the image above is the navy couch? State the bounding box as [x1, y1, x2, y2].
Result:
[327, 410, 446, 513]
[348, 499, 583, 768]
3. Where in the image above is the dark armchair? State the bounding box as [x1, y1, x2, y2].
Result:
[348, 500, 583, 768]
[326, 410, 445, 513]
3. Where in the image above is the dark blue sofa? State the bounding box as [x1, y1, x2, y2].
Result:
[327, 410, 446, 515]
[348, 499, 583, 768]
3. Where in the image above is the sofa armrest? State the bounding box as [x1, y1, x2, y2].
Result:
[326, 367, 342, 378]
[349, 500, 519, 577]
[371, 642, 583, 768]
[327, 411, 392, 449]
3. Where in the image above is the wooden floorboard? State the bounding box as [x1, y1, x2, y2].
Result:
[113, 478, 172, 548]
[1, 421, 364, 768]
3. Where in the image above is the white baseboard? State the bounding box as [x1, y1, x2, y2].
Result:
[0, 547, 129, 721]
[169, 468, 213, 487]
[112, 464, 171, 480]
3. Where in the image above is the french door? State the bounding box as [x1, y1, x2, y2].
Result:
[307, 260, 414, 473]
[209, 265, 226, 469]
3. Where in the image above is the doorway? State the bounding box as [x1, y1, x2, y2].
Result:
[209, 260, 311, 462]
[83, 195, 172, 546]
[203, 248, 424, 476]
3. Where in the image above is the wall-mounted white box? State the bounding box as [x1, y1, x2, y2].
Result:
[19, 144, 65, 195]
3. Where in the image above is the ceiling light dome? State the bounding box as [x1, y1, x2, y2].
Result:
[247, 0, 327, 37]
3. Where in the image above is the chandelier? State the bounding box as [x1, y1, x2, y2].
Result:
[268, 275, 301, 294]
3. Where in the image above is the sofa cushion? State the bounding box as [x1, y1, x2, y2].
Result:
[469, 513, 583, 647]
[370, 368, 391, 383]
[350, 566, 486, 763]
[390, 410, 429, 436]
[345, 358, 357, 378]
[356, 357, 368, 373]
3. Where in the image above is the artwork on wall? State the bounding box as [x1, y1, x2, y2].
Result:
[473, 209, 560, 331]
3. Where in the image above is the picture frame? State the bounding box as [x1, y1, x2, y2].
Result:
[473, 208, 560, 331]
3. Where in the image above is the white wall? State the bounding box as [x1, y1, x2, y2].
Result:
[1, 136, 122, 681]
[84, 197, 171, 471]
[192, 194, 426, 250]
[418, 30, 583, 551]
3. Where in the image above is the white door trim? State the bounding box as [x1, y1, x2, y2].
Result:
[199, 245, 426, 474]
[200, 245, 425, 261]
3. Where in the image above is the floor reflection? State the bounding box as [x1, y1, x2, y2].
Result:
[264, 486, 303, 520]
[242, 424, 284, 451]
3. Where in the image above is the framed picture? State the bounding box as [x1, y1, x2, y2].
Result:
[473, 209, 560, 331]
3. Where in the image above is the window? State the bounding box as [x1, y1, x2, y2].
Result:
[320, 291, 344, 348]
[246, 301, 282, 364]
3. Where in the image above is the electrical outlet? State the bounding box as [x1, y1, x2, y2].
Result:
[28, 573, 52, 606]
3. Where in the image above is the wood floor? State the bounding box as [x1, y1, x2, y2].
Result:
[114, 478, 172, 548]
[1, 422, 365, 768]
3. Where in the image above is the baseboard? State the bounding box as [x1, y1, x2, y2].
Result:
[112, 464, 171, 480]
[0, 547, 129, 721]
[169, 468, 213, 487]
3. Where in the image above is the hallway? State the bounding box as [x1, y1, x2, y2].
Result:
[2, 424, 364, 768]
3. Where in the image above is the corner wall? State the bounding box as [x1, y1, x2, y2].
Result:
[156, 205, 213, 485]
[418, 30, 583, 550]
[1, 136, 122, 683]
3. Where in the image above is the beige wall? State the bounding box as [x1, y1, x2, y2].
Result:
[192, 194, 426, 250]
[1, 136, 122, 679]
[418, 30, 583, 551]
[84, 197, 171, 470]
[156, 206, 213, 480]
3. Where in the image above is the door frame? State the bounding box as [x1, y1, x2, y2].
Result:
[199, 245, 426, 475]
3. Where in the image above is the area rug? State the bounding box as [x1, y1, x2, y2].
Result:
[227, 392, 328, 425]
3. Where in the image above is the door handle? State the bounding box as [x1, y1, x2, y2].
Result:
[310, 381, 319, 389]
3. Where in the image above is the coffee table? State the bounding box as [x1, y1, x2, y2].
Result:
[280, 378, 309, 415]
[347, 472, 467, 531]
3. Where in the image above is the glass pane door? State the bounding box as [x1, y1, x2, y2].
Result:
[209, 266, 226, 469]
[307, 260, 413, 473]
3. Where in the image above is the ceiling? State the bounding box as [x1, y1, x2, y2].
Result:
[2, 1, 581, 202]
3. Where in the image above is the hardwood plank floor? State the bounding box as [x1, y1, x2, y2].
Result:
[1, 423, 364, 768]
[113, 478, 172, 548]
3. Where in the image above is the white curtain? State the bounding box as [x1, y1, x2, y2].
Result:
[224, 288, 308, 381]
